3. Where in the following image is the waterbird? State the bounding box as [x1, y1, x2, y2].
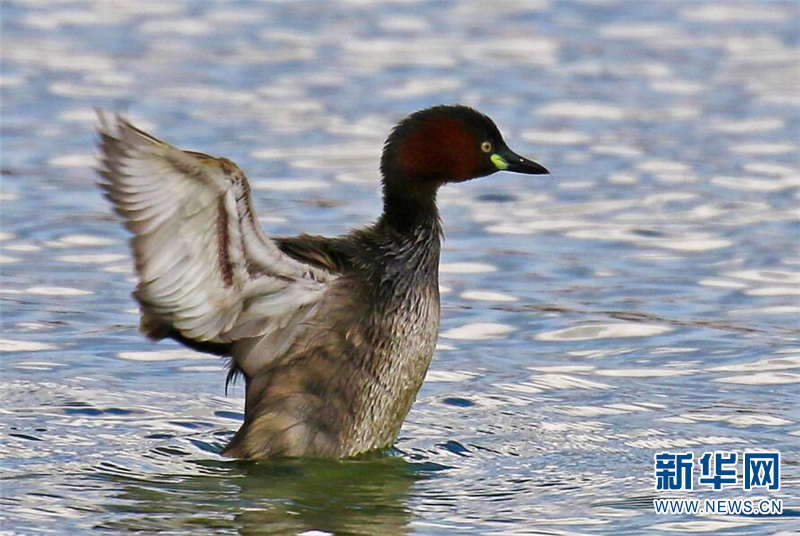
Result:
[96, 105, 549, 459]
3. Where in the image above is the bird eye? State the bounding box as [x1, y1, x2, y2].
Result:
[481, 141, 493, 153]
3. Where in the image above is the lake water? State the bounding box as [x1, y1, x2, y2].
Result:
[2, 1, 799, 534]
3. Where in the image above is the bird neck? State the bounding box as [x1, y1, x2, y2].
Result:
[380, 172, 441, 235]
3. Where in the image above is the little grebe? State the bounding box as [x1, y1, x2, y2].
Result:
[97, 105, 548, 459]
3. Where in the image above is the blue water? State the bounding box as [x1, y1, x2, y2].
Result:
[2, 1, 799, 533]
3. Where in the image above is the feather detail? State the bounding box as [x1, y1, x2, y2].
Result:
[96, 112, 336, 373]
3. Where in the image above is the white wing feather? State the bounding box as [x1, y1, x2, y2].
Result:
[96, 112, 334, 351]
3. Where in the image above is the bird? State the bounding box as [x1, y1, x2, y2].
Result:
[96, 105, 549, 459]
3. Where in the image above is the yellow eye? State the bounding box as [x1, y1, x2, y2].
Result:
[480, 141, 493, 153]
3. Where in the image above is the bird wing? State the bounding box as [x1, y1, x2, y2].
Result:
[96, 112, 335, 349]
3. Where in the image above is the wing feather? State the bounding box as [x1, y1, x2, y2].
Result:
[96, 112, 334, 357]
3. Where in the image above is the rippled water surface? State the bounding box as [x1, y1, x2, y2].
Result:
[2, 1, 799, 534]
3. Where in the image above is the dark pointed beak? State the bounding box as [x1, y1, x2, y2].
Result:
[492, 148, 549, 175]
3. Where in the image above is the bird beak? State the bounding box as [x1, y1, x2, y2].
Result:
[491, 148, 549, 175]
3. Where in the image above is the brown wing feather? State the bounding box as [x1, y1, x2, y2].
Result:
[96, 112, 335, 357]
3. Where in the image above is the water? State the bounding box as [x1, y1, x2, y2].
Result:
[2, 0, 799, 533]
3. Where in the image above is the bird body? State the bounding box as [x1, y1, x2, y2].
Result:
[227, 217, 442, 458]
[97, 105, 548, 459]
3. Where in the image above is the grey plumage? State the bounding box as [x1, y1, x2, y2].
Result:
[97, 113, 441, 458]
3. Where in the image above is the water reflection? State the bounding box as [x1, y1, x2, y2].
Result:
[96, 456, 437, 535]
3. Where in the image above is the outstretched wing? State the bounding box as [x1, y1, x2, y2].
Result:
[96, 112, 335, 351]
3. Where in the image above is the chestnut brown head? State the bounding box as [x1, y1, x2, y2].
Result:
[380, 105, 548, 198]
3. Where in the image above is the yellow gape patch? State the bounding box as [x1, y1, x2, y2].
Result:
[491, 153, 509, 170]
